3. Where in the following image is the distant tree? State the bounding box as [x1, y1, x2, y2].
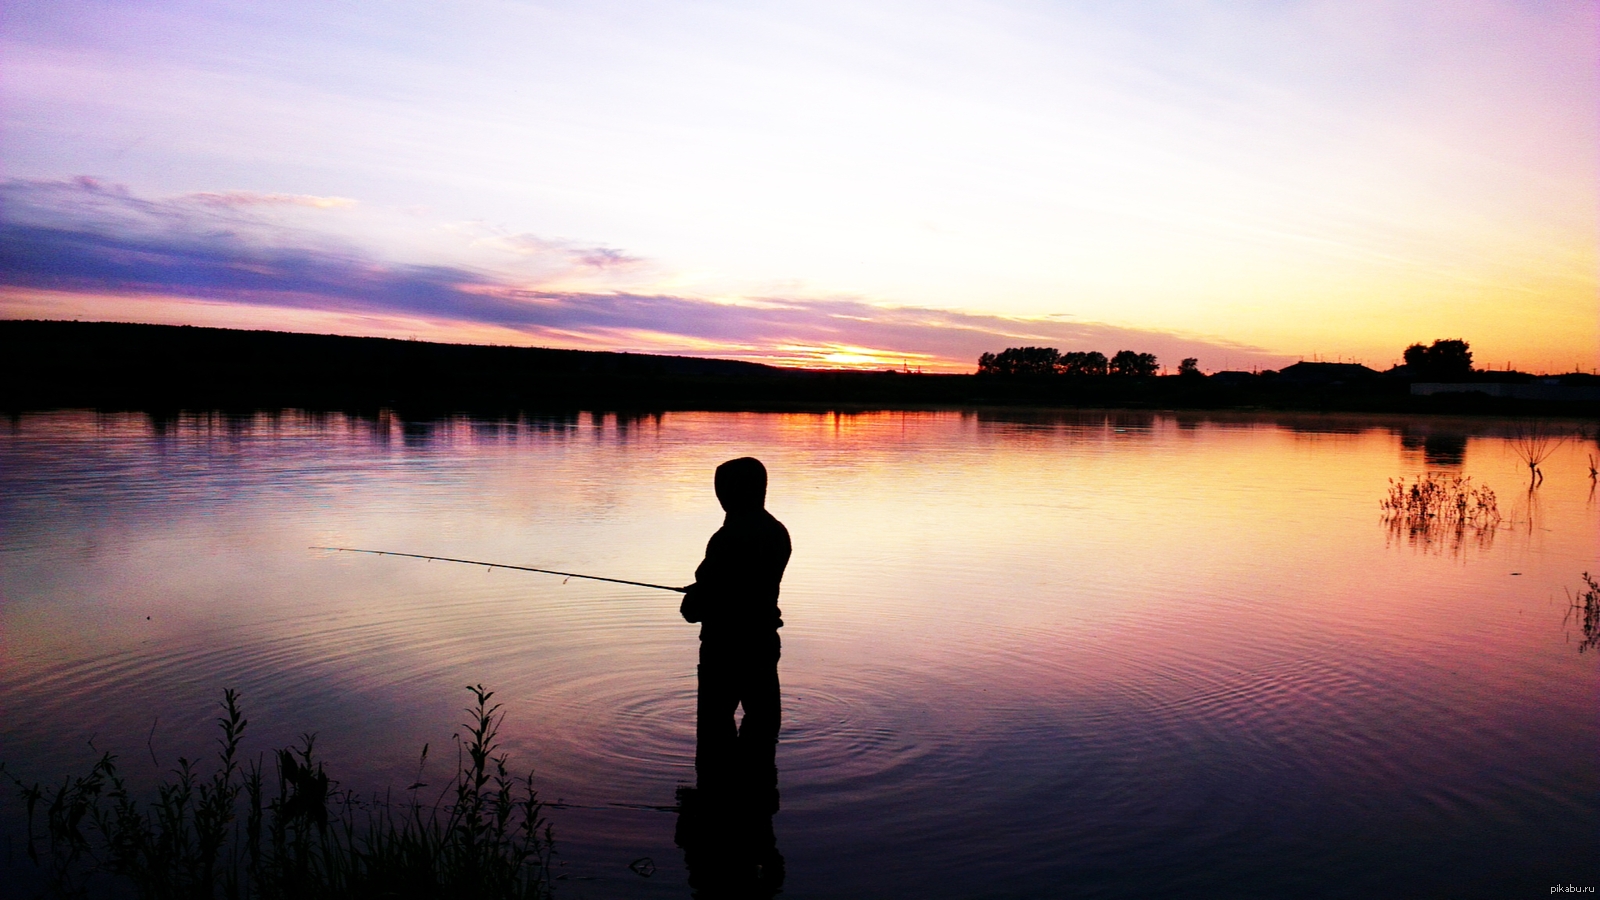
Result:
[1109, 350, 1159, 377]
[977, 346, 1060, 376]
[1426, 339, 1472, 376]
[1403, 343, 1430, 370]
[1402, 339, 1473, 378]
[1058, 350, 1109, 376]
[1178, 357, 1201, 377]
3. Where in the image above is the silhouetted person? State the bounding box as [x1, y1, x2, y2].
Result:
[675, 457, 789, 897]
[680, 457, 790, 791]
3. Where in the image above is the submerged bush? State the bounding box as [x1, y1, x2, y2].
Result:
[1508, 420, 1566, 486]
[4, 685, 552, 900]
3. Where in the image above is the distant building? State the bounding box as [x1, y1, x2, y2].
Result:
[1411, 382, 1600, 403]
[1275, 362, 1380, 385]
[1208, 371, 1258, 385]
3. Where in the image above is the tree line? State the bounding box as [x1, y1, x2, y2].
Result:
[977, 347, 1179, 377]
[979, 338, 1479, 380]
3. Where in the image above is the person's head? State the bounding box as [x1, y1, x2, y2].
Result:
[714, 457, 767, 513]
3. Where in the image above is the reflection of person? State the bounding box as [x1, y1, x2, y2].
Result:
[677, 457, 789, 896]
[675, 776, 783, 898]
[680, 457, 791, 792]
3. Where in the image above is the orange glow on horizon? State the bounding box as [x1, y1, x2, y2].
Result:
[1, 286, 1592, 376]
[0, 288, 985, 372]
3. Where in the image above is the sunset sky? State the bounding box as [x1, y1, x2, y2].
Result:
[2, 0, 1594, 373]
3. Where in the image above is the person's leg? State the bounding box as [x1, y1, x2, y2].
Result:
[736, 654, 781, 745]
[696, 643, 741, 787]
[734, 636, 781, 812]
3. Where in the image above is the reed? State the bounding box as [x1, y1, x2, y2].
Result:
[1567, 573, 1600, 655]
[4, 685, 552, 900]
[1382, 473, 1501, 528]
[1381, 473, 1501, 557]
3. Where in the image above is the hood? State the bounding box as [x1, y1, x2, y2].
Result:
[714, 457, 767, 513]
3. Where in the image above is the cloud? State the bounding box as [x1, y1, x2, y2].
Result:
[181, 191, 357, 209]
[0, 178, 1293, 371]
[491, 233, 644, 271]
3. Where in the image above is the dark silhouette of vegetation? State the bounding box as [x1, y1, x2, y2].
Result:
[1567, 573, 1600, 654]
[1508, 420, 1567, 486]
[3, 686, 553, 900]
[976, 346, 1062, 376]
[1403, 339, 1474, 379]
[1381, 473, 1501, 556]
[976, 346, 1156, 378]
[1178, 357, 1201, 377]
[1382, 473, 1500, 528]
[1109, 350, 1159, 377]
[1058, 351, 1109, 376]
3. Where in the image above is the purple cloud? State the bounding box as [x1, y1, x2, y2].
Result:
[494, 233, 644, 272]
[181, 191, 357, 209]
[0, 178, 1293, 370]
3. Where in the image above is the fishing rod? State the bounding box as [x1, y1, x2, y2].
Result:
[310, 547, 687, 593]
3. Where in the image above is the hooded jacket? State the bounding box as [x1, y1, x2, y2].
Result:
[680, 458, 791, 643]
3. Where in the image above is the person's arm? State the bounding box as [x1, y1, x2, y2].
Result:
[680, 532, 724, 623]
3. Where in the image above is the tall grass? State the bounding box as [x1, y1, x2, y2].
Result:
[1382, 473, 1500, 527]
[4, 685, 552, 900]
[1381, 473, 1501, 556]
[1567, 573, 1600, 655]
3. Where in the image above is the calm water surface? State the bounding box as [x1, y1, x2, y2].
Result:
[2, 409, 1596, 898]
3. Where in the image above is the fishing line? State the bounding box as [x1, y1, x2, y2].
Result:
[310, 547, 687, 593]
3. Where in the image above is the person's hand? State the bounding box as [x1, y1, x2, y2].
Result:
[679, 585, 703, 623]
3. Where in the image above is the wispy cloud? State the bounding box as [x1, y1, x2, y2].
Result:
[181, 191, 357, 209]
[0, 178, 1292, 371]
[489, 233, 645, 272]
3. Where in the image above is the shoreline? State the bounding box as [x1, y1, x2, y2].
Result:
[4, 319, 1596, 419]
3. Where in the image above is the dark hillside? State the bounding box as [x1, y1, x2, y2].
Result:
[2, 320, 1594, 417]
[0, 320, 799, 413]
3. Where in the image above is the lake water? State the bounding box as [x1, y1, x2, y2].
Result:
[1, 409, 1596, 898]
